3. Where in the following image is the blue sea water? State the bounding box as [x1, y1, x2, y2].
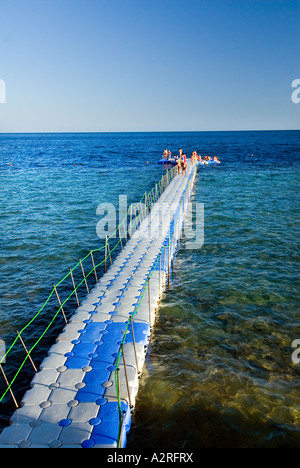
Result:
[0, 130, 299, 447]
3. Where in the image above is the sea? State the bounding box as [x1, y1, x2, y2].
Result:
[0, 130, 299, 448]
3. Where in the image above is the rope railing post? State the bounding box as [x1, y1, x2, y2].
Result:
[119, 226, 123, 249]
[106, 236, 112, 267]
[148, 277, 152, 328]
[180, 200, 183, 234]
[116, 366, 120, 402]
[150, 188, 154, 208]
[168, 236, 170, 289]
[90, 250, 98, 283]
[69, 267, 80, 307]
[16, 331, 37, 373]
[163, 244, 166, 287]
[130, 316, 140, 376]
[121, 344, 132, 408]
[123, 219, 127, 241]
[118, 410, 126, 448]
[53, 284, 68, 324]
[139, 202, 144, 228]
[79, 259, 89, 294]
[158, 252, 161, 297]
[105, 237, 108, 272]
[129, 205, 132, 238]
[172, 230, 175, 258]
[0, 364, 18, 409]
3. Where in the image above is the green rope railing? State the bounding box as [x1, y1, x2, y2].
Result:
[0, 165, 178, 404]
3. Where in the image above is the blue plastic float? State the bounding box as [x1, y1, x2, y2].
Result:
[198, 160, 220, 166]
[158, 158, 178, 165]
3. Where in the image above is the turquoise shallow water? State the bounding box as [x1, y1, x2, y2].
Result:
[0, 131, 299, 447]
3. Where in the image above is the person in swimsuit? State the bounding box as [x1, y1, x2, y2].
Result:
[177, 156, 182, 174]
[182, 153, 187, 175]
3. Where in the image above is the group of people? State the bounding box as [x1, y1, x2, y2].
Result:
[162, 147, 221, 174]
[191, 151, 221, 164]
[162, 148, 172, 160]
[162, 147, 187, 174]
[176, 148, 188, 175]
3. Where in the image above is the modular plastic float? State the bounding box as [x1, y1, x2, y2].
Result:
[0, 162, 196, 449]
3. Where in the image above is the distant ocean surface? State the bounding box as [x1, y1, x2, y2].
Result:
[0, 131, 299, 447]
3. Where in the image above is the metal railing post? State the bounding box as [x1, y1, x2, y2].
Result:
[0, 364, 18, 408]
[130, 316, 140, 376]
[53, 284, 68, 324]
[79, 259, 89, 294]
[148, 278, 152, 327]
[16, 331, 37, 373]
[168, 237, 170, 289]
[129, 205, 132, 238]
[69, 267, 80, 307]
[123, 219, 127, 241]
[163, 244, 166, 286]
[108, 239, 112, 266]
[90, 250, 98, 283]
[105, 237, 108, 272]
[158, 252, 161, 297]
[116, 366, 120, 400]
[121, 344, 132, 408]
[119, 226, 123, 249]
[118, 410, 126, 448]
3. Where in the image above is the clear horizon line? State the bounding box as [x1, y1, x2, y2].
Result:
[0, 128, 299, 135]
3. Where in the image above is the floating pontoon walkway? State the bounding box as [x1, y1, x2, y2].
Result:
[0, 162, 196, 448]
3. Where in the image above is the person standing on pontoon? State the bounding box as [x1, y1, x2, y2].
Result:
[182, 153, 187, 175]
[177, 156, 182, 174]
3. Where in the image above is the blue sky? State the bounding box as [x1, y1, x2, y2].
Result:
[0, 0, 299, 132]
